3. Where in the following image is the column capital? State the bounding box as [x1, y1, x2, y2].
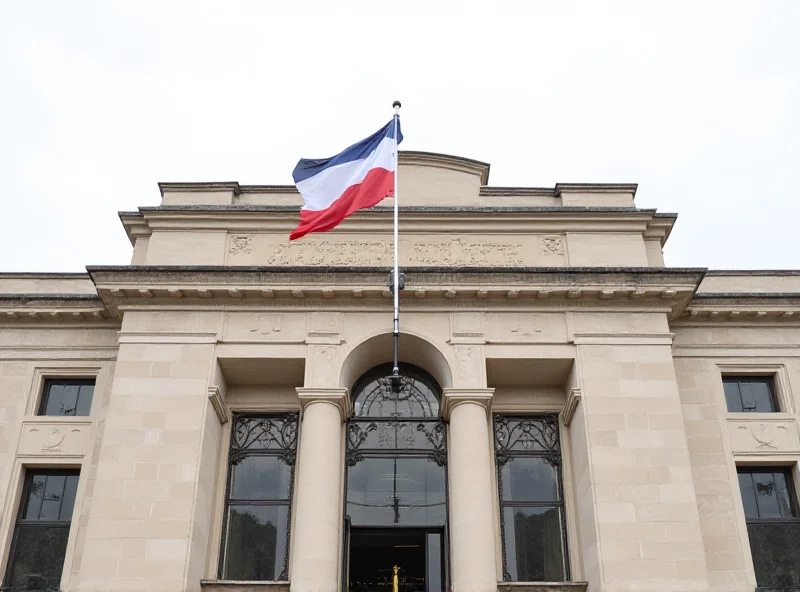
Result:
[442, 387, 494, 420]
[296, 387, 350, 421]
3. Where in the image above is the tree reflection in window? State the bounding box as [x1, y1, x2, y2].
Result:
[494, 415, 568, 582]
[220, 414, 298, 582]
[737, 468, 800, 588]
[3, 470, 79, 591]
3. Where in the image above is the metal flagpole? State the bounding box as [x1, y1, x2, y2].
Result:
[391, 100, 401, 380]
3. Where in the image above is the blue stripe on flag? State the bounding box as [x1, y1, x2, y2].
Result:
[292, 118, 403, 184]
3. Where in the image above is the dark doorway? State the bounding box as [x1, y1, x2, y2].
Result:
[348, 528, 444, 592]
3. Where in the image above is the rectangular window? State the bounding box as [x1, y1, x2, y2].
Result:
[737, 468, 800, 588]
[220, 414, 298, 582]
[723, 377, 777, 413]
[38, 379, 95, 417]
[494, 415, 568, 582]
[3, 469, 80, 590]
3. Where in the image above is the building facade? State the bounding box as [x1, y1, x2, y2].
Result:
[0, 152, 798, 592]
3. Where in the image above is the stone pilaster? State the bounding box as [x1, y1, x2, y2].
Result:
[572, 338, 710, 592]
[289, 388, 349, 592]
[443, 388, 497, 592]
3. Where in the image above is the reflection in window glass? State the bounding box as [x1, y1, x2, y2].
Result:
[494, 415, 568, 582]
[39, 379, 95, 417]
[723, 377, 776, 413]
[503, 506, 566, 582]
[221, 414, 298, 582]
[347, 457, 446, 527]
[4, 470, 80, 590]
[737, 468, 800, 589]
[224, 505, 289, 581]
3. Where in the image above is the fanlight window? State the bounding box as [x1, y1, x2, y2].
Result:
[352, 363, 441, 418]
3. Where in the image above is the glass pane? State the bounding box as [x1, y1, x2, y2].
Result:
[75, 384, 95, 416]
[426, 532, 443, 592]
[39, 475, 66, 521]
[501, 457, 559, 502]
[739, 382, 758, 412]
[350, 420, 441, 451]
[773, 472, 795, 518]
[5, 525, 70, 589]
[224, 504, 288, 581]
[42, 383, 64, 416]
[503, 506, 565, 582]
[230, 456, 291, 501]
[753, 381, 776, 413]
[747, 522, 800, 588]
[723, 381, 743, 412]
[61, 385, 80, 416]
[24, 474, 47, 520]
[347, 457, 446, 527]
[59, 475, 80, 521]
[753, 472, 781, 518]
[738, 473, 759, 519]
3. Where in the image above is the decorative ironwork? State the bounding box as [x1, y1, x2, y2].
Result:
[494, 415, 561, 467]
[230, 414, 298, 466]
[221, 413, 298, 581]
[353, 364, 440, 418]
[494, 414, 569, 582]
[417, 422, 447, 466]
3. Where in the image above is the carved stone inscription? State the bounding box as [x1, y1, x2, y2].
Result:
[485, 313, 568, 343]
[226, 234, 554, 267]
[19, 422, 90, 457]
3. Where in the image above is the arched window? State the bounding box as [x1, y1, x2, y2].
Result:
[352, 363, 441, 418]
[346, 363, 447, 526]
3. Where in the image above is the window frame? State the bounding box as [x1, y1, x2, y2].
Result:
[37, 378, 97, 417]
[493, 414, 570, 583]
[737, 467, 800, 524]
[722, 376, 779, 414]
[3, 468, 80, 590]
[218, 413, 299, 582]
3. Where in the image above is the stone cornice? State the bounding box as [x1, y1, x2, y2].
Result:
[158, 182, 241, 196]
[86, 266, 705, 320]
[120, 206, 673, 238]
[555, 183, 638, 198]
[678, 293, 800, 324]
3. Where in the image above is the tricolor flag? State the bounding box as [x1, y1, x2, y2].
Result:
[290, 118, 403, 240]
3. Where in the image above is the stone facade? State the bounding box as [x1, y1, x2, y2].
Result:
[0, 152, 798, 592]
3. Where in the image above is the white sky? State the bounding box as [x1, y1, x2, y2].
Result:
[0, 0, 797, 272]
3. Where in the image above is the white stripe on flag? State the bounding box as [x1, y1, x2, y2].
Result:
[295, 136, 396, 212]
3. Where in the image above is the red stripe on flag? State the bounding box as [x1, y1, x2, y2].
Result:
[290, 167, 395, 240]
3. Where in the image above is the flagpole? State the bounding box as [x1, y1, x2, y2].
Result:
[391, 100, 401, 379]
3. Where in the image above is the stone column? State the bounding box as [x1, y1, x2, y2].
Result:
[290, 387, 349, 592]
[444, 388, 497, 592]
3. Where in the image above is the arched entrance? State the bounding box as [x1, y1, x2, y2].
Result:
[344, 363, 447, 592]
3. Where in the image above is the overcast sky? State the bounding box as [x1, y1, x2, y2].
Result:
[0, 1, 797, 272]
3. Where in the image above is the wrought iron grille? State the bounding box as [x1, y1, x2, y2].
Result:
[221, 413, 298, 582]
[493, 415, 569, 582]
[346, 363, 446, 467]
[345, 364, 448, 528]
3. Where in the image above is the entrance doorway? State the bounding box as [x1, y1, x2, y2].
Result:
[348, 528, 444, 592]
[344, 363, 449, 592]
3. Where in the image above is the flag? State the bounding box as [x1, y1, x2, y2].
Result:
[290, 119, 403, 240]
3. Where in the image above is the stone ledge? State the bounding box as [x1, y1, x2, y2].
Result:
[199, 580, 290, 592]
[497, 582, 588, 592]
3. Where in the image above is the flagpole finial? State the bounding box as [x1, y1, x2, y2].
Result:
[393, 100, 401, 113]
